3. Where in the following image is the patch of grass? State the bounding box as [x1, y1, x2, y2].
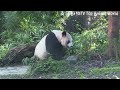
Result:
[27, 57, 71, 76]
[23, 56, 87, 79]
[89, 66, 120, 77]
[104, 61, 120, 68]
[0, 74, 29, 79]
[22, 56, 37, 65]
[37, 73, 86, 79]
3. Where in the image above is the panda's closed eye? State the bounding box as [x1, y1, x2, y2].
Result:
[67, 40, 70, 44]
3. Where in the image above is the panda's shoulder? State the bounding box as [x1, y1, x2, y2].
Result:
[52, 30, 62, 33]
[51, 30, 62, 36]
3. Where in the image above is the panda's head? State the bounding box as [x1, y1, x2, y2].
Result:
[52, 30, 73, 48]
[60, 31, 73, 48]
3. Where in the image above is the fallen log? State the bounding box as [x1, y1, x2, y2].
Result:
[0, 42, 38, 66]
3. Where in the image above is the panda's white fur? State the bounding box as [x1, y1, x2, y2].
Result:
[34, 34, 50, 60]
[34, 30, 73, 60]
[52, 30, 73, 48]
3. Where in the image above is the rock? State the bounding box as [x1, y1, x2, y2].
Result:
[66, 55, 79, 61]
[66, 55, 79, 64]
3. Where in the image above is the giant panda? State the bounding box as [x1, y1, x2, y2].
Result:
[34, 30, 73, 60]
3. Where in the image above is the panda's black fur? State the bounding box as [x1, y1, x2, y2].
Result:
[46, 32, 66, 60]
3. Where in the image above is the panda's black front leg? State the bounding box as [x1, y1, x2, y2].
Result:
[51, 48, 66, 60]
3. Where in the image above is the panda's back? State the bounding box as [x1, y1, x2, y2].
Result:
[51, 30, 62, 41]
[34, 35, 49, 59]
[46, 31, 66, 60]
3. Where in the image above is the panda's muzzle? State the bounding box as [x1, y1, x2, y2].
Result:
[67, 43, 73, 48]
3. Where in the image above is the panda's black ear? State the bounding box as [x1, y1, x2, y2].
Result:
[62, 31, 66, 37]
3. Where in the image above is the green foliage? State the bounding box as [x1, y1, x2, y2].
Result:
[67, 16, 108, 60]
[27, 57, 70, 76]
[2, 11, 67, 32]
[23, 57, 87, 78]
[3, 11, 20, 31]
[89, 15, 108, 29]
[22, 57, 34, 65]
[68, 29, 107, 60]
[0, 44, 11, 59]
[1, 11, 67, 44]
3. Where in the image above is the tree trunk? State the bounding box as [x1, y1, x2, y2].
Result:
[108, 12, 120, 59]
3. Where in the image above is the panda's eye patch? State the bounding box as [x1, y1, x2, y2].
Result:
[67, 40, 70, 44]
